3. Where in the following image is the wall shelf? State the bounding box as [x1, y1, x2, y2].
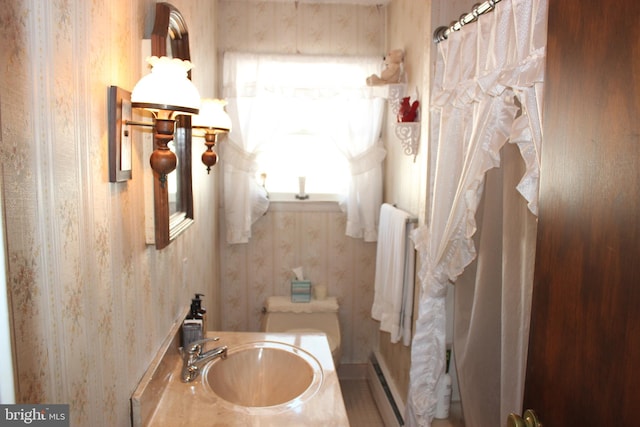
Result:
[372, 83, 406, 115]
[395, 122, 420, 161]
[372, 83, 420, 161]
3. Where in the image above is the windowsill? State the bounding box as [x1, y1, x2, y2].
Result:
[267, 193, 343, 212]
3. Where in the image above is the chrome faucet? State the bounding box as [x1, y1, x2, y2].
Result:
[179, 337, 228, 382]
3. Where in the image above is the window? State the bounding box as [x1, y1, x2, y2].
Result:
[255, 132, 350, 198]
[222, 52, 386, 243]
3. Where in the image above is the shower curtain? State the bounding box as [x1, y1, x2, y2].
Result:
[406, 1, 548, 426]
[454, 142, 538, 427]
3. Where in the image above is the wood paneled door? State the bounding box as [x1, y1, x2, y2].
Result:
[524, 0, 640, 425]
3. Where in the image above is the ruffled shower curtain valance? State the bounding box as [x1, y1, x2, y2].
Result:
[221, 52, 386, 244]
[406, 0, 548, 425]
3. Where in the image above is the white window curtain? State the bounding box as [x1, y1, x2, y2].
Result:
[406, 0, 548, 426]
[221, 52, 386, 244]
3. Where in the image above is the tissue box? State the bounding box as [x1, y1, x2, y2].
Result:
[291, 280, 312, 303]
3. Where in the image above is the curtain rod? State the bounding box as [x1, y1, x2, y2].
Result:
[432, 0, 502, 44]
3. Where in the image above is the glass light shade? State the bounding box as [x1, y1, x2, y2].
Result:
[192, 98, 232, 131]
[131, 56, 201, 116]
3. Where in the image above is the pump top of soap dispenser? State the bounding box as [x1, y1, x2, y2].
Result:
[189, 294, 205, 320]
[194, 293, 206, 312]
[194, 293, 205, 309]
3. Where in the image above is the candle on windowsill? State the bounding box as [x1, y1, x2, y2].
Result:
[296, 176, 309, 200]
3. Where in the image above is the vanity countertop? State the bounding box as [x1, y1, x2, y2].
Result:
[132, 329, 349, 427]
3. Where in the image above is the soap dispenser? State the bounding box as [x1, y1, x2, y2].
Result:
[182, 294, 204, 348]
[193, 293, 207, 332]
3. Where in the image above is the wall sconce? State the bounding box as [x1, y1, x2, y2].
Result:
[131, 56, 200, 182]
[108, 55, 200, 184]
[192, 99, 232, 173]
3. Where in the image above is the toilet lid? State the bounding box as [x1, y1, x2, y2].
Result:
[265, 296, 339, 313]
[287, 328, 338, 353]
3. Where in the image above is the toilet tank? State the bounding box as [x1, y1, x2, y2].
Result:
[261, 296, 340, 337]
[262, 296, 342, 366]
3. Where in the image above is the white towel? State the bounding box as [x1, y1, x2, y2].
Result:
[371, 203, 416, 345]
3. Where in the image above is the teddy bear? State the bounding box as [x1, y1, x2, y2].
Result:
[366, 49, 405, 86]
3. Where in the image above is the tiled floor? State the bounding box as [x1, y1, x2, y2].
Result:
[433, 402, 465, 427]
[340, 378, 464, 427]
[340, 379, 385, 426]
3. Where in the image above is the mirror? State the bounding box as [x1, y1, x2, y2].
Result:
[150, 2, 194, 249]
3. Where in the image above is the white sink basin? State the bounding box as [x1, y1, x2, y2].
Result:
[201, 341, 323, 408]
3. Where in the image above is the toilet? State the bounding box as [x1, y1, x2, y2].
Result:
[262, 296, 342, 368]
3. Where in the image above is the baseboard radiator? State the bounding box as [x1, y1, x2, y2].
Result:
[367, 351, 405, 427]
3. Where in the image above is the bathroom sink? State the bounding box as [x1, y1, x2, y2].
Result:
[201, 341, 323, 408]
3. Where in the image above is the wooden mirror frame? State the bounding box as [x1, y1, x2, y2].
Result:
[150, 2, 194, 249]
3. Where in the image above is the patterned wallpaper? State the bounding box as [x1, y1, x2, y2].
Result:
[378, 0, 431, 403]
[1, 0, 219, 425]
[220, 205, 379, 363]
[0, 0, 449, 425]
[217, 0, 385, 56]
[216, 1, 387, 365]
[384, 0, 430, 217]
